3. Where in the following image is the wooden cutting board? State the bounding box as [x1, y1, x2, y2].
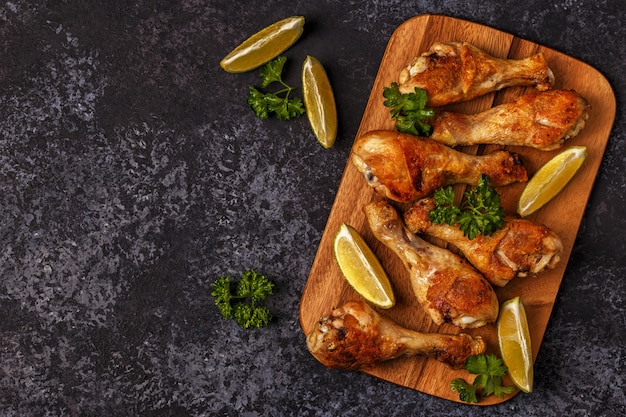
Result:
[299, 14, 615, 405]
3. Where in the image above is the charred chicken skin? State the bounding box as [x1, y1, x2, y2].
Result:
[398, 41, 554, 106]
[364, 200, 499, 328]
[306, 300, 486, 370]
[403, 198, 564, 287]
[352, 130, 527, 203]
[430, 89, 590, 151]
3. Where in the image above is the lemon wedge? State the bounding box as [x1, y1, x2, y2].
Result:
[518, 146, 587, 216]
[497, 297, 533, 393]
[220, 16, 305, 73]
[302, 55, 338, 148]
[333, 223, 395, 309]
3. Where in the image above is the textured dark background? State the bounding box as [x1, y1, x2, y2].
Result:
[1, 1, 625, 416]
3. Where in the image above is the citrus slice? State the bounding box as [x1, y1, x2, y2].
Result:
[517, 146, 587, 216]
[333, 223, 395, 309]
[302, 55, 338, 148]
[497, 296, 533, 393]
[220, 16, 305, 73]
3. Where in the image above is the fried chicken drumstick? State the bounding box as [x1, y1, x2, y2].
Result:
[365, 200, 499, 328]
[352, 130, 527, 203]
[404, 197, 564, 287]
[430, 89, 590, 151]
[306, 300, 486, 370]
[398, 41, 554, 106]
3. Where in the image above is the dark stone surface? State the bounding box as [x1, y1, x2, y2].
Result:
[1, 1, 624, 416]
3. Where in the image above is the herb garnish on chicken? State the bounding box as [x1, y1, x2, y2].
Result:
[450, 354, 516, 403]
[429, 174, 505, 240]
[383, 82, 434, 136]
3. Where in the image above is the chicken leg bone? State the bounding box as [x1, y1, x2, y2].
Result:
[398, 41, 554, 106]
[306, 300, 486, 370]
[364, 199, 499, 328]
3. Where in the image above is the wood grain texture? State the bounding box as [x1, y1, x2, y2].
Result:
[299, 14, 615, 405]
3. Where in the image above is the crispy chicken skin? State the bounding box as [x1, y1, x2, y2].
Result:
[430, 89, 590, 151]
[306, 300, 486, 370]
[398, 42, 554, 106]
[352, 130, 527, 203]
[404, 198, 564, 287]
[364, 200, 499, 328]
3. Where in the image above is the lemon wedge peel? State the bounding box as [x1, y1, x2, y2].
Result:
[302, 55, 338, 148]
[517, 146, 587, 217]
[333, 223, 395, 309]
[497, 296, 534, 393]
[220, 16, 305, 73]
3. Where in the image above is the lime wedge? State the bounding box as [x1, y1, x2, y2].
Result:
[220, 16, 305, 73]
[518, 146, 587, 216]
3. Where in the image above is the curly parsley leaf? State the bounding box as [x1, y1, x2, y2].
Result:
[211, 275, 235, 318]
[210, 270, 275, 329]
[451, 354, 516, 403]
[237, 270, 275, 302]
[429, 174, 505, 240]
[247, 56, 304, 120]
[383, 82, 434, 136]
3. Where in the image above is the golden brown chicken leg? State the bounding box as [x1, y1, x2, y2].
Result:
[430, 89, 590, 150]
[403, 198, 564, 287]
[364, 200, 499, 328]
[398, 41, 554, 106]
[306, 300, 486, 370]
[352, 130, 527, 203]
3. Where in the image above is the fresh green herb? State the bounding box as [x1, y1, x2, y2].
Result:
[460, 175, 506, 239]
[450, 378, 479, 403]
[428, 186, 461, 225]
[450, 354, 516, 403]
[429, 174, 505, 240]
[382, 82, 434, 136]
[210, 270, 275, 329]
[247, 56, 305, 120]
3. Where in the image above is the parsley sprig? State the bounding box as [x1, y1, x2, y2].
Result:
[450, 354, 516, 403]
[247, 56, 305, 120]
[382, 82, 434, 136]
[210, 270, 275, 329]
[429, 174, 505, 240]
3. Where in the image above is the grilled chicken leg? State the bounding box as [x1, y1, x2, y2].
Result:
[306, 300, 486, 370]
[404, 198, 564, 287]
[352, 130, 527, 203]
[398, 41, 554, 106]
[364, 200, 499, 328]
[430, 89, 590, 151]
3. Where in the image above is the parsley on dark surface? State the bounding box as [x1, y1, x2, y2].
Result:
[382, 82, 434, 136]
[450, 354, 516, 403]
[211, 270, 275, 329]
[429, 174, 505, 240]
[247, 56, 304, 120]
